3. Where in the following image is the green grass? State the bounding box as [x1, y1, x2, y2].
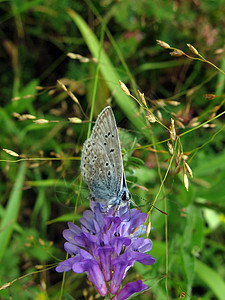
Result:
[0, 1, 225, 299]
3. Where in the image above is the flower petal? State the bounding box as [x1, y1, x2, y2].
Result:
[126, 237, 152, 253]
[129, 251, 155, 265]
[64, 242, 80, 255]
[110, 236, 131, 256]
[62, 229, 76, 243]
[56, 256, 80, 273]
[110, 253, 132, 294]
[112, 280, 148, 300]
[72, 259, 107, 296]
[68, 222, 82, 235]
[98, 246, 114, 281]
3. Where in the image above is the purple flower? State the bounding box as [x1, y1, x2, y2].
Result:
[112, 280, 148, 300]
[56, 202, 155, 298]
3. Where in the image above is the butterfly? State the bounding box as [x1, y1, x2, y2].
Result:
[81, 106, 131, 208]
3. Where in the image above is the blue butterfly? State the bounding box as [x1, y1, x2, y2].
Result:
[81, 106, 130, 208]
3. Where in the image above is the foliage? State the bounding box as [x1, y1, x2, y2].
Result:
[0, 0, 225, 299]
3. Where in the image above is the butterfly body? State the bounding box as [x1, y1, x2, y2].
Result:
[81, 106, 130, 208]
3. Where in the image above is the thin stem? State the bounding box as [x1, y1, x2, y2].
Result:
[169, 46, 225, 76]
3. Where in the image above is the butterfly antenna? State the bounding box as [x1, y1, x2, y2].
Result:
[131, 193, 168, 215]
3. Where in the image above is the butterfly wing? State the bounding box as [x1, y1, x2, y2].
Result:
[90, 106, 124, 194]
[81, 138, 118, 203]
[81, 106, 124, 205]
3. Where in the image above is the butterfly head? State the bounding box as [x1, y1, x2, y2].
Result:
[119, 187, 131, 206]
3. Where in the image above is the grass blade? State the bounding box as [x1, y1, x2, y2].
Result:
[196, 259, 225, 300]
[67, 9, 146, 133]
[0, 162, 26, 261]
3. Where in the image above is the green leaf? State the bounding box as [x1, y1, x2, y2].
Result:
[194, 150, 225, 177]
[196, 260, 225, 300]
[67, 9, 146, 134]
[47, 213, 81, 224]
[180, 249, 195, 296]
[0, 162, 26, 261]
[182, 206, 204, 252]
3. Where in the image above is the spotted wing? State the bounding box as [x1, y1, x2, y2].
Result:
[81, 138, 118, 203]
[90, 106, 124, 195]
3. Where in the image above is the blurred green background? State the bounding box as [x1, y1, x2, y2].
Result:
[0, 0, 225, 299]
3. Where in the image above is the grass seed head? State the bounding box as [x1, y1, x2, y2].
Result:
[34, 119, 49, 124]
[146, 221, 151, 237]
[19, 114, 36, 121]
[67, 53, 90, 63]
[23, 94, 34, 99]
[167, 142, 173, 156]
[169, 118, 176, 142]
[11, 96, 21, 101]
[138, 90, 147, 106]
[35, 86, 45, 90]
[38, 238, 45, 246]
[156, 40, 171, 49]
[167, 100, 180, 106]
[146, 113, 156, 123]
[184, 162, 193, 178]
[119, 80, 131, 96]
[187, 43, 199, 55]
[48, 89, 56, 96]
[156, 110, 163, 121]
[12, 112, 21, 118]
[68, 91, 80, 104]
[170, 49, 184, 57]
[175, 150, 181, 168]
[204, 94, 216, 100]
[2, 149, 19, 157]
[57, 80, 67, 91]
[183, 173, 189, 191]
[68, 117, 82, 123]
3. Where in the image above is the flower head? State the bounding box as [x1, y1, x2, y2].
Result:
[56, 202, 155, 298]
